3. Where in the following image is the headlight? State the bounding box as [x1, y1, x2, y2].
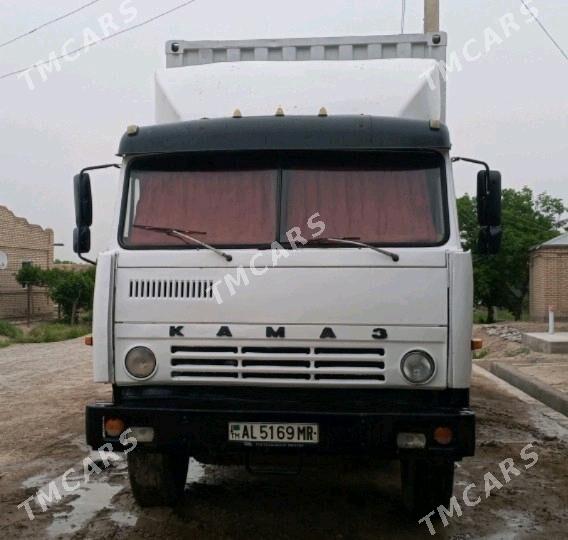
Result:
[401, 351, 435, 384]
[125, 347, 157, 379]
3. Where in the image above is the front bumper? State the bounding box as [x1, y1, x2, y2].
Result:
[86, 387, 475, 460]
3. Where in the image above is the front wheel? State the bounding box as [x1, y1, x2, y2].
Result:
[127, 450, 189, 507]
[400, 458, 455, 517]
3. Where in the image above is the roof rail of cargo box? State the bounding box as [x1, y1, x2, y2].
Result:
[165, 33, 447, 68]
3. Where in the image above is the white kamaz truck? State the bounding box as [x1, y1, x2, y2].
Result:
[75, 31, 502, 515]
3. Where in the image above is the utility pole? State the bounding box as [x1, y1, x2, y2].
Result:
[424, 0, 440, 33]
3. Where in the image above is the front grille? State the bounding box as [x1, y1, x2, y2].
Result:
[170, 345, 386, 385]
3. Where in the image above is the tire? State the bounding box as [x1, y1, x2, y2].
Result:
[127, 450, 189, 507]
[400, 458, 455, 517]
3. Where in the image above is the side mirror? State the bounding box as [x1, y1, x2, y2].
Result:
[74, 172, 92, 228]
[477, 170, 502, 254]
[477, 170, 501, 227]
[73, 226, 91, 254]
[478, 226, 501, 255]
[71, 163, 119, 264]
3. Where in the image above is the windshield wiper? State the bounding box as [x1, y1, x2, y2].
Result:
[134, 225, 233, 262]
[305, 237, 399, 262]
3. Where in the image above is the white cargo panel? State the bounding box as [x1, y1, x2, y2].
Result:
[157, 33, 447, 123]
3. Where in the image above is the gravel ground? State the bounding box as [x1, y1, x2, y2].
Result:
[514, 364, 568, 394]
[0, 336, 567, 539]
[474, 323, 568, 394]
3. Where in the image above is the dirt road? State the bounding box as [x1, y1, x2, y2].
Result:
[0, 336, 567, 539]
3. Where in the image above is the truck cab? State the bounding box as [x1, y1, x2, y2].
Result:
[75, 32, 501, 515]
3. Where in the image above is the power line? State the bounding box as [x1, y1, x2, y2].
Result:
[0, 0, 103, 50]
[400, 0, 406, 34]
[0, 0, 200, 81]
[519, 0, 568, 61]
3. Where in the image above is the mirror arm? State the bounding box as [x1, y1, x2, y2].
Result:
[79, 254, 97, 266]
[80, 163, 120, 175]
[451, 156, 491, 192]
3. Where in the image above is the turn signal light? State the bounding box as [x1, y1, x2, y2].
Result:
[471, 338, 483, 350]
[104, 417, 125, 438]
[84, 335, 93, 346]
[434, 426, 453, 445]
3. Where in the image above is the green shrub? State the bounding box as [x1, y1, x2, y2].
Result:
[0, 321, 24, 339]
[15, 265, 96, 324]
[505, 347, 530, 358]
[473, 311, 487, 324]
[15, 323, 91, 344]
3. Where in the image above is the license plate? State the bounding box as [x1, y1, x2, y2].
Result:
[228, 422, 319, 444]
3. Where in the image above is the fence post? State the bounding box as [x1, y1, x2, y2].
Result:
[548, 305, 555, 335]
[26, 283, 32, 325]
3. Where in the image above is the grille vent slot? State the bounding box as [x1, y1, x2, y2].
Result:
[314, 348, 384, 355]
[241, 346, 310, 354]
[172, 346, 238, 354]
[129, 279, 214, 299]
[171, 371, 238, 379]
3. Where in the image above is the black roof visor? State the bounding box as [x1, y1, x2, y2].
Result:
[118, 115, 451, 156]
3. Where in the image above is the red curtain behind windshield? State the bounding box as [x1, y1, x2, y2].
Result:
[128, 170, 277, 245]
[285, 169, 440, 243]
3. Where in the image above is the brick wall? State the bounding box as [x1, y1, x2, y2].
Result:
[0, 205, 54, 319]
[529, 247, 568, 320]
[54, 263, 90, 273]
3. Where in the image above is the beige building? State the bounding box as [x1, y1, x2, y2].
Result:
[529, 233, 568, 320]
[0, 205, 54, 319]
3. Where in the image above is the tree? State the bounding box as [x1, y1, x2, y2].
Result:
[458, 187, 566, 322]
[16, 265, 95, 324]
[17, 263, 45, 286]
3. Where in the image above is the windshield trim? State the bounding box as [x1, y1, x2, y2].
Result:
[117, 150, 450, 251]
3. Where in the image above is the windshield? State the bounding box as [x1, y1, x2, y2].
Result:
[123, 169, 278, 246]
[121, 153, 447, 248]
[284, 165, 445, 245]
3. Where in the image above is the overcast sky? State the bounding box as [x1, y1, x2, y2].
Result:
[0, 0, 566, 260]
